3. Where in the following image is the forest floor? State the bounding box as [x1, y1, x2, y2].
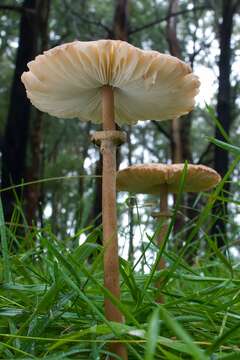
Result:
[1, 141, 240, 359]
[1, 193, 240, 360]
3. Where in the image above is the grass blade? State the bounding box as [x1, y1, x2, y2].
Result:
[144, 308, 160, 360]
[159, 306, 208, 360]
[0, 196, 11, 283]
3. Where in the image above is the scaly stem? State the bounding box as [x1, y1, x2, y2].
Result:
[101, 85, 127, 359]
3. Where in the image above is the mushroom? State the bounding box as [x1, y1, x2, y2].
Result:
[117, 163, 221, 301]
[21, 39, 200, 358]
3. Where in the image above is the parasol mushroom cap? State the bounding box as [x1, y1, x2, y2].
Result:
[21, 40, 200, 125]
[116, 164, 221, 194]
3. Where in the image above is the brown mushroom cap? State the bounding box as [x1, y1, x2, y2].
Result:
[116, 164, 221, 194]
[21, 40, 200, 125]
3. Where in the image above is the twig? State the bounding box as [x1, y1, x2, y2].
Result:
[197, 143, 214, 164]
[0, 5, 35, 14]
[129, 6, 210, 35]
[62, 0, 111, 35]
[0, 5, 22, 12]
[152, 121, 171, 140]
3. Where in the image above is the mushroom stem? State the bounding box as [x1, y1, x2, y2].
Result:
[158, 185, 168, 265]
[156, 185, 169, 303]
[101, 85, 128, 359]
[102, 85, 116, 130]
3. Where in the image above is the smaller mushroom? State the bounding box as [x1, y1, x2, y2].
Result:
[117, 163, 221, 301]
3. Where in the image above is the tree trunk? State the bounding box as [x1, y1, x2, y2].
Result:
[89, 157, 103, 231]
[112, 0, 129, 171]
[166, 0, 192, 164]
[212, 0, 238, 246]
[166, 0, 192, 238]
[127, 129, 134, 262]
[112, 0, 129, 40]
[75, 123, 91, 233]
[25, 0, 50, 226]
[1, 0, 39, 223]
[166, 0, 183, 164]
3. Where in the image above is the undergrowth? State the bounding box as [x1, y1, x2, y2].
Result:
[1, 139, 240, 359]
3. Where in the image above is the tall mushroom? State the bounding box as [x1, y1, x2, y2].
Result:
[117, 163, 221, 301]
[21, 39, 200, 359]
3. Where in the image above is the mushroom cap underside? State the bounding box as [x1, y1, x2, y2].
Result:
[21, 39, 200, 125]
[116, 163, 221, 194]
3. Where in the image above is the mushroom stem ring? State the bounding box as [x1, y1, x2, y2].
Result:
[91, 130, 126, 147]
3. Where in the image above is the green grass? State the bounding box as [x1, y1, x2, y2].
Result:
[1, 140, 240, 359]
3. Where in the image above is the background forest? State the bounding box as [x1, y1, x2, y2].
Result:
[0, 0, 240, 359]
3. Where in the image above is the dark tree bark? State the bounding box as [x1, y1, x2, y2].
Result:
[127, 129, 134, 262]
[90, 158, 103, 229]
[166, 0, 192, 164]
[166, 0, 181, 63]
[25, 0, 50, 225]
[212, 0, 239, 246]
[166, 0, 192, 237]
[112, 0, 129, 172]
[74, 123, 91, 232]
[1, 0, 39, 223]
[112, 0, 129, 40]
[87, 156, 103, 257]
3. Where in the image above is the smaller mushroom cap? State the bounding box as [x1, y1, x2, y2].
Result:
[116, 164, 221, 194]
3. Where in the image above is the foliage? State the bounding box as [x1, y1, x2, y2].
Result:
[0, 137, 240, 358]
[1, 162, 240, 358]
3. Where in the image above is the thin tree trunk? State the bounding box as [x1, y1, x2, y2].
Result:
[127, 129, 134, 262]
[166, 0, 193, 164]
[1, 0, 38, 223]
[51, 190, 59, 234]
[166, 0, 190, 237]
[166, 0, 183, 163]
[75, 123, 91, 232]
[38, 142, 45, 228]
[212, 0, 238, 246]
[25, 0, 50, 226]
[112, 0, 129, 40]
[91, 157, 103, 228]
[112, 0, 129, 171]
